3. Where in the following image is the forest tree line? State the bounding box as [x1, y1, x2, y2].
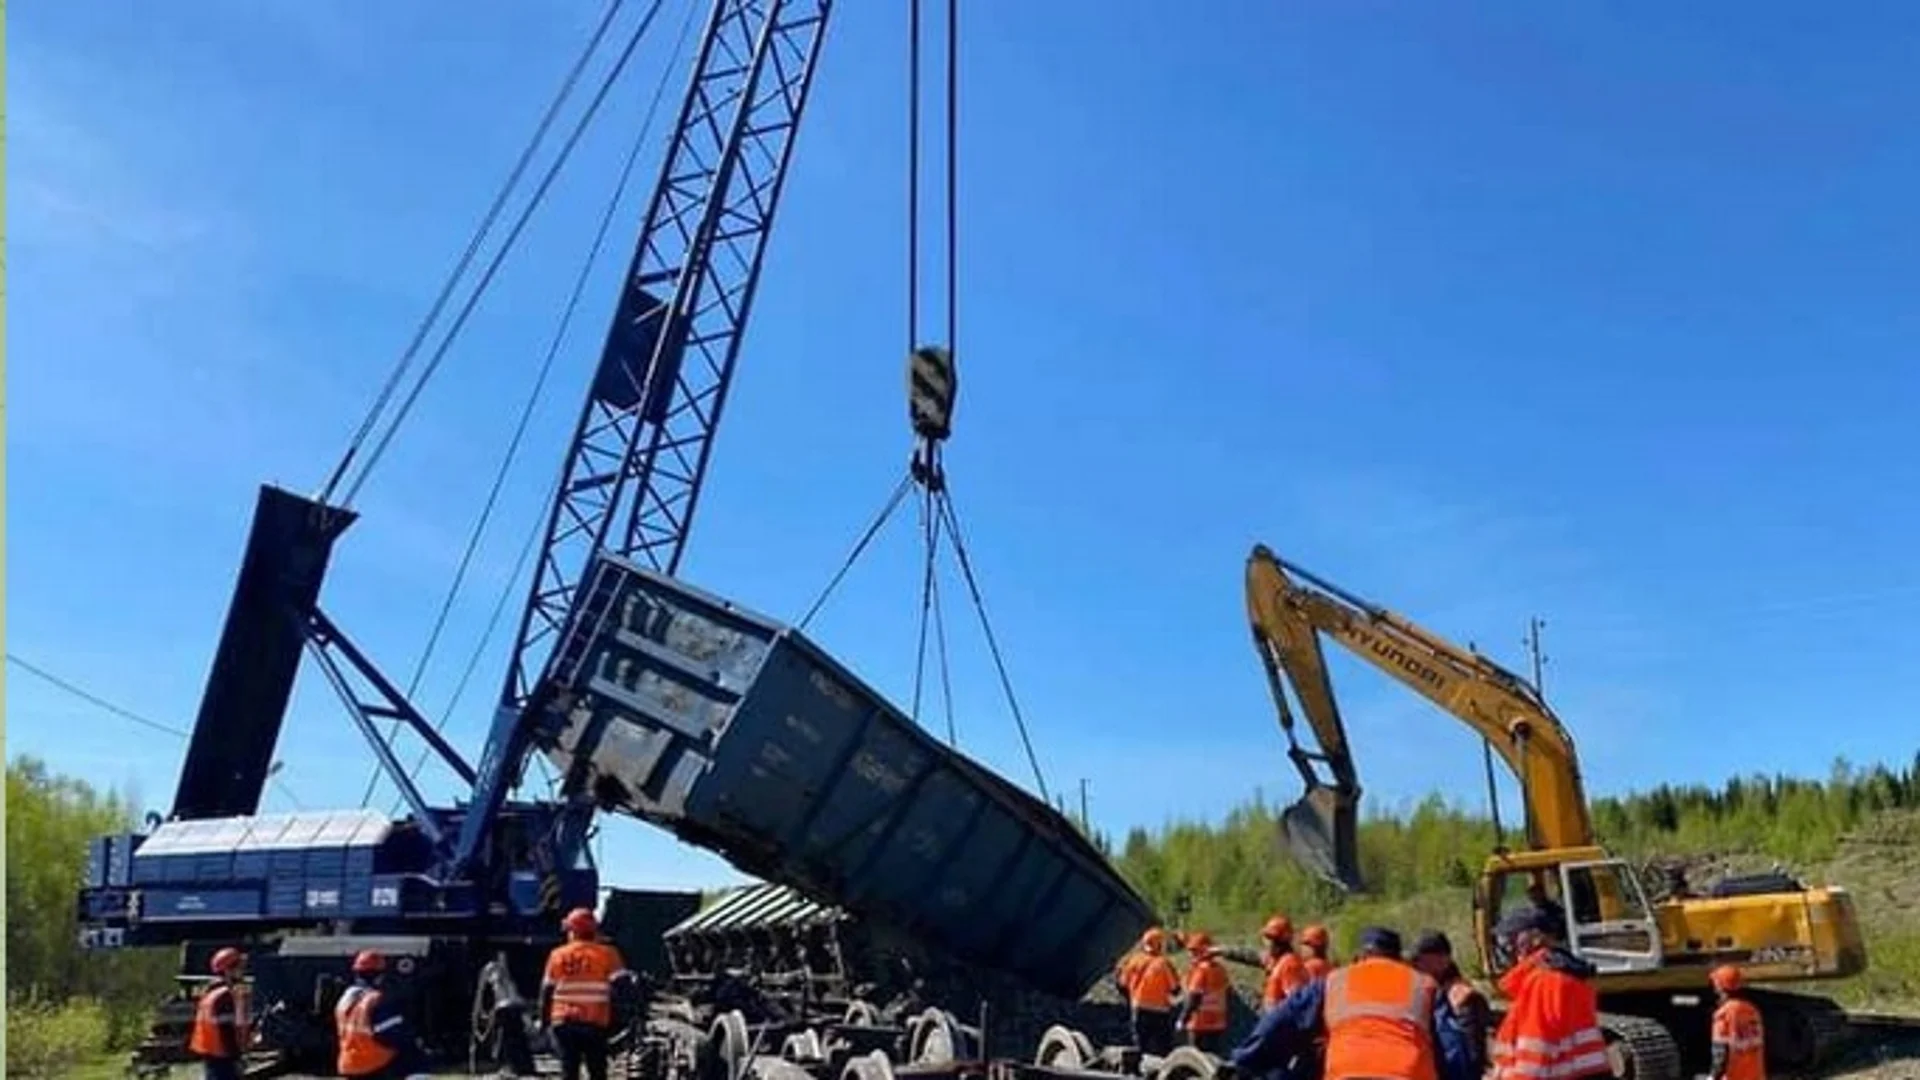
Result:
[1108, 755, 1920, 943]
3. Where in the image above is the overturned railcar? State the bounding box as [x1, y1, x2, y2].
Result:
[534, 554, 1157, 1002]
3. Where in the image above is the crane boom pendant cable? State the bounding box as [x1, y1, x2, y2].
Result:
[318, 0, 629, 509]
[333, 0, 673, 513]
[359, 0, 698, 810]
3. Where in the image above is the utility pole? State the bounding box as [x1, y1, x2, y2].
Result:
[1079, 778, 1090, 832]
[1524, 616, 1548, 698]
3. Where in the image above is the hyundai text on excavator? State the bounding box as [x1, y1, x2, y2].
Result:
[1244, 544, 1867, 1080]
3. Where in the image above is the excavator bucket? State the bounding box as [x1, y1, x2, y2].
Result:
[1278, 781, 1364, 893]
[1248, 545, 1368, 892]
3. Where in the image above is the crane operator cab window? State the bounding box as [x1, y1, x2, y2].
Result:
[1486, 860, 1663, 976]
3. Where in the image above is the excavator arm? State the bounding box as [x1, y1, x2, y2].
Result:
[1245, 544, 1596, 888]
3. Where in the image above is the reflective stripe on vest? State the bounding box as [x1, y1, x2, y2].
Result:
[1322, 959, 1439, 1080]
[335, 987, 399, 1077]
[1325, 965, 1431, 1027]
[1491, 1028, 1610, 1079]
[546, 941, 620, 1027]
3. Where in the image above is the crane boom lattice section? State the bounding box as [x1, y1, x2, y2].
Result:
[506, 0, 832, 711]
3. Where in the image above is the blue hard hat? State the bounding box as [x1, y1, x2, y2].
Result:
[1357, 926, 1403, 957]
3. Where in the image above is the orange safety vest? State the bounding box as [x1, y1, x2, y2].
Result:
[1183, 955, 1231, 1033]
[188, 982, 244, 1060]
[545, 940, 624, 1028]
[1264, 951, 1310, 1009]
[1322, 957, 1439, 1080]
[335, 985, 399, 1077]
[1130, 954, 1182, 1012]
[1117, 950, 1147, 993]
[1712, 998, 1766, 1080]
[1305, 955, 1332, 981]
[1492, 952, 1610, 1080]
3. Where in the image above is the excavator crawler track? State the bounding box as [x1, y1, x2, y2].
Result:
[1749, 990, 1850, 1073]
[1597, 1012, 1684, 1080]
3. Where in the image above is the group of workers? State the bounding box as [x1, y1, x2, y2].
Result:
[189, 893, 1768, 1080]
[1115, 918, 1336, 1056]
[1116, 905, 1769, 1080]
[188, 905, 631, 1080]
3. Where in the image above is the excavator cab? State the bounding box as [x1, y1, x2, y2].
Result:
[1476, 847, 1663, 978]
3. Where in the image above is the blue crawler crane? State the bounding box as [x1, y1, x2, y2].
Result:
[77, 0, 835, 1068]
[74, 1, 1153, 1073]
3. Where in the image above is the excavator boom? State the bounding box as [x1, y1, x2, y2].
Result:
[1246, 544, 1595, 877]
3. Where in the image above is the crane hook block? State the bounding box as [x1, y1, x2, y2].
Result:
[908, 345, 957, 443]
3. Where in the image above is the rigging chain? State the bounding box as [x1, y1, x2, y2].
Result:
[365, 0, 704, 811]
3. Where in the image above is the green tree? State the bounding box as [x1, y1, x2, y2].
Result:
[6, 757, 176, 1059]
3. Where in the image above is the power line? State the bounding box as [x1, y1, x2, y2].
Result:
[6, 653, 189, 739]
[6, 652, 306, 810]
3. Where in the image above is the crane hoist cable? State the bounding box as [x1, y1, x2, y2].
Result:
[362, 0, 703, 811]
[324, 0, 674, 514]
[799, 0, 1050, 803]
[316, 0, 629, 510]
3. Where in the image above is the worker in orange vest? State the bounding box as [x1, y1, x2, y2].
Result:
[1174, 931, 1233, 1054]
[1118, 927, 1181, 1055]
[1227, 927, 1476, 1080]
[187, 947, 249, 1080]
[1490, 908, 1610, 1080]
[1258, 915, 1310, 1010]
[1300, 924, 1333, 980]
[1709, 965, 1766, 1080]
[1114, 927, 1158, 996]
[334, 950, 424, 1079]
[540, 906, 630, 1080]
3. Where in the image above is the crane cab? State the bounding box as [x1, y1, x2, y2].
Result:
[1473, 846, 1665, 981]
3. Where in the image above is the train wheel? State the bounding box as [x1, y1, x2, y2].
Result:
[1157, 1045, 1219, 1080]
[839, 1049, 895, 1080]
[1035, 1025, 1097, 1070]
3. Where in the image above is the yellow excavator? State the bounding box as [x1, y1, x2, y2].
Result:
[1244, 544, 1866, 1080]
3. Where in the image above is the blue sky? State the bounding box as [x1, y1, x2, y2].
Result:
[10, 2, 1920, 892]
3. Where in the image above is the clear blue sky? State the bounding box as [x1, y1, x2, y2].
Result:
[10, 2, 1920, 891]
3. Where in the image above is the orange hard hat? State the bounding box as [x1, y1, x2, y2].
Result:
[1262, 915, 1294, 941]
[1185, 931, 1214, 954]
[352, 950, 386, 975]
[1709, 964, 1742, 993]
[1301, 924, 1330, 949]
[564, 906, 598, 938]
[1142, 927, 1167, 950]
[210, 947, 245, 975]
